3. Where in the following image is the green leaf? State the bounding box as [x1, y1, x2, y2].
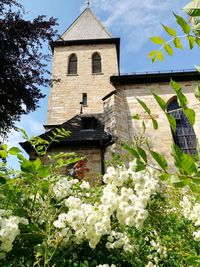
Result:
[0, 150, 8, 158]
[184, 1, 200, 16]
[149, 150, 168, 171]
[8, 147, 22, 155]
[21, 160, 34, 173]
[170, 80, 188, 107]
[150, 36, 165, 45]
[173, 37, 183, 49]
[173, 179, 191, 188]
[136, 98, 150, 114]
[148, 50, 157, 58]
[121, 144, 140, 159]
[136, 146, 147, 163]
[153, 93, 167, 111]
[188, 35, 195, 49]
[172, 144, 197, 175]
[159, 173, 171, 181]
[156, 51, 164, 61]
[195, 85, 200, 101]
[132, 114, 140, 120]
[186, 256, 200, 265]
[164, 44, 173, 56]
[33, 158, 42, 171]
[196, 37, 200, 46]
[177, 92, 188, 108]
[162, 24, 177, 36]
[184, 108, 196, 126]
[148, 50, 163, 62]
[2, 144, 8, 150]
[142, 121, 146, 133]
[0, 176, 7, 184]
[134, 159, 146, 172]
[152, 118, 158, 130]
[166, 114, 176, 132]
[174, 13, 190, 34]
[18, 128, 29, 141]
[170, 80, 181, 92]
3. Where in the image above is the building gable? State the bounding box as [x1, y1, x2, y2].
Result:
[61, 8, 112, 41]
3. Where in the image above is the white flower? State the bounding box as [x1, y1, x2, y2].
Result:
[193, 230, 200, 241]
[80, 181, 90, 190]
[145, 261, 157, 267]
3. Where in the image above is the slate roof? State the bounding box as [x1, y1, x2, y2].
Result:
[60, 8, 112, 41]
[20, 114, 112, 155]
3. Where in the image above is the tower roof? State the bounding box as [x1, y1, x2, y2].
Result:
[60, 8, 112, 41]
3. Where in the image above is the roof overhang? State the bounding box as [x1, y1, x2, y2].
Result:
[110, 70, 200, 85]
[20, 114, 112, 155]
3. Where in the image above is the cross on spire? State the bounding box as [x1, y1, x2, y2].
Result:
[86, 0, 90, 7]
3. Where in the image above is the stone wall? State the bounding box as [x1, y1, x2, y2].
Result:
[47, 43, 119, 125]
[114, 80, 200, 162]
[103, 89, 131, 161]
[46, 145, 103, 186]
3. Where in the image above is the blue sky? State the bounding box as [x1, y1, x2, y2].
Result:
[7, 0, 200, 167]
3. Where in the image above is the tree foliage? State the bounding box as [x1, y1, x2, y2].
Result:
[0, 0, 57, 136]
[148, 0, 200, 62]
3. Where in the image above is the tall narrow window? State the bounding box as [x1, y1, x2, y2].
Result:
[92, 52, 101, 74]
[167, 96, 197, 154]
[82, 93, 87, 106]
[68, 53, 77, 75]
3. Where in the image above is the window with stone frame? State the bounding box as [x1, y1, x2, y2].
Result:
[68, 53, 77, 75]
[82, 93, 88, 106]
[92, 52, 102, 74]
[167, 96, 197, 154]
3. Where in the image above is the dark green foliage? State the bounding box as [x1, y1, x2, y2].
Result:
[0, 0, 57, 136]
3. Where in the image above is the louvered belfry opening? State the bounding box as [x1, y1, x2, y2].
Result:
[167, 96, 197, 154]
[68, 53, 77, 74]
[92, 52, 101, 74]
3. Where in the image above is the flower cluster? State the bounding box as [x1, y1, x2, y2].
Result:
[145, 262, 157, 267]
[180, 195, 200, 241]
[0, 210, 28, 259]
[53, 161, 160, 249]
[53, 177, 79, 200]
[106, 230, 134, 252]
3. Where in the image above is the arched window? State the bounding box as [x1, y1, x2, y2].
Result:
[68, 53, 77, 75]
[92, 52, 102, 74]
[167, 96, 197, 154]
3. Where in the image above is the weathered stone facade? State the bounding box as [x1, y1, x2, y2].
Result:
[103, 80, 200, 164]
[21, 7, 200, 179]
[47, 43, 119, 125]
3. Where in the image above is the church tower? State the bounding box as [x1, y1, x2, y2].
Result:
[47, 7, 120, 126]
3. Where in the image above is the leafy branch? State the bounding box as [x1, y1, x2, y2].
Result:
[149, 6, 200, 62]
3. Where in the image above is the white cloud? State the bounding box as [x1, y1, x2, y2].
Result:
[92, 0, 189, 52]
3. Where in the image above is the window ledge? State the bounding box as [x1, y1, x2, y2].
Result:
[67, 74, 78, 76]
[83, 105, 88, 107]
[92, 72, 104, 75]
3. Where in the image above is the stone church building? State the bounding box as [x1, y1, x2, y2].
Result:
[21, 7, 200, 181]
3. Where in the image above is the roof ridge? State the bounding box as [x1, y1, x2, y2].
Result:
[60, 7, 112, 41]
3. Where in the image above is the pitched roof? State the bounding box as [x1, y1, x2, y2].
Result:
[20, 114, 112, 155]
[60, 8, 112, 41]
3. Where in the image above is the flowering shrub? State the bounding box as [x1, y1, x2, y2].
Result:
[0, 135, 200, 267]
